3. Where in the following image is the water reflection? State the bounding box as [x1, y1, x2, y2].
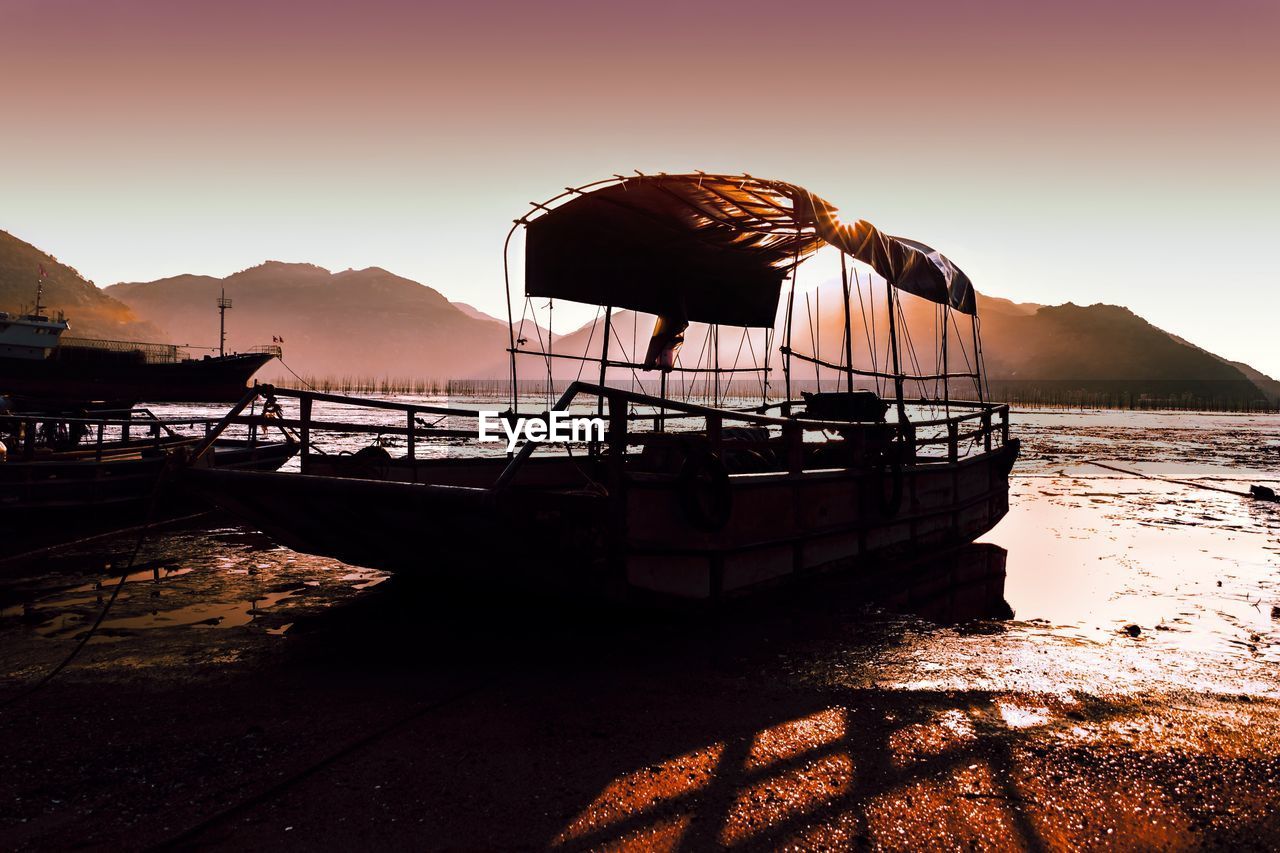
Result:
[865, 544, 1012, 625]
[0, 524, 386, 649]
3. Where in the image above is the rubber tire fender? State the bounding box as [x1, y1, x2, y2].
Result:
[874, 454, 904, 518]
[679, 449, 733, 531]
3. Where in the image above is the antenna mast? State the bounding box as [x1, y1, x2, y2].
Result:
[216, 289, 233, 356]
[34, 267, 46, 317]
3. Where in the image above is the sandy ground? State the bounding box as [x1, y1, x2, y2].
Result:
[1, 561, 1278, 852]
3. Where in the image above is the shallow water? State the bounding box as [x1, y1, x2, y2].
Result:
[990, 409, 1280, 668]
[1, 402, 1277, 697]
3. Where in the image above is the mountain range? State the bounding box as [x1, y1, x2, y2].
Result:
[0, 230, 160, 340]
[1, 228, 1274, 405]
[475, 285, 1276, 406]
[104, 262, 516, 383]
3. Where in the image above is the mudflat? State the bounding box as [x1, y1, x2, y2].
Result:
[2, 407, 1278, 849]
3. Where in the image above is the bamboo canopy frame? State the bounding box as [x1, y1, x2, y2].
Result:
[504, 172, 987, 418]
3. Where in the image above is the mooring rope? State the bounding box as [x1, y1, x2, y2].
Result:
[0, 464, 174, 710]
[1083, 460, 1256, 498]
[278, 357, 317, 391]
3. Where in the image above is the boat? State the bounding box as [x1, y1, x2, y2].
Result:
[185, 173, 1019, 601]
[0, 280, 279, 407]
[0, 406, 297, 561]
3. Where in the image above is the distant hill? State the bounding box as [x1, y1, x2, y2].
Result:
[1165, 331, 1280, 405]
[479, 290, 1269, 407]
[0, 230, 162, 340]
[452, 301, 557, 347]
[1225, 361, 1280, 405]
[978, 302, 1249, 381]
[106, 263, 511, 381]
[1, 220, 1260, 407]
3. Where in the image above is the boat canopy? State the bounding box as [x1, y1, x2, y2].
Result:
[523, 173, 976, 329]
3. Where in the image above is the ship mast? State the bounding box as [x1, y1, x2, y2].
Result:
[34, 266, 46, 318]
[217, 289, 233, 356]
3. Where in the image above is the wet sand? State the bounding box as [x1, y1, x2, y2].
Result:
[2, 407, 1278, 849]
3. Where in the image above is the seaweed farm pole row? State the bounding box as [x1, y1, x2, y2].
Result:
[272, 376, 1274, 413]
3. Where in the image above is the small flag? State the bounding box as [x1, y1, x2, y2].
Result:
[38, 264, 46, 279]
[272, 336, 278, 343]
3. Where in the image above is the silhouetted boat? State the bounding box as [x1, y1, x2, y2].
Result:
[1, 407, 297, 560]
[0, 279, 279, 406]
[185, 173, 1019, 600]
[865, 543, 1012, 624]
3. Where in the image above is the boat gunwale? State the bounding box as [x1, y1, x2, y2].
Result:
[189, 382, 1013, 497]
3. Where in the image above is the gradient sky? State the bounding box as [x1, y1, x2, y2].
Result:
[2, 0, 1278, 374]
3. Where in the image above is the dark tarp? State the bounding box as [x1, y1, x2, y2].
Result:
[792, 190, 976, 315]
[524, 174, 975, 330]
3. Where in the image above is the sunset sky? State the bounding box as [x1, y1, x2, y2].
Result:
[2, 0, 1277, 373]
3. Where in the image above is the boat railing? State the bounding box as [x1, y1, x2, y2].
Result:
[57, 337, 190, 364]
[491, 383, 1008, 488]
[0, 409, 289, 463]
[189, 383, 1010, 488]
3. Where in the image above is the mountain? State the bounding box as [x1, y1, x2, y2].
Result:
[452, 302, 502, 325]
[0, 230, 162, 340]
[452, 301, 558, 347]
[978, 302, 1250, 381]
[106, 263, 510, 381]
[1225, 361, 1280, 405]
[481, 287, 1269, 407]
[1165, 331, 1280, 405]
[1, 220, 1255, 407]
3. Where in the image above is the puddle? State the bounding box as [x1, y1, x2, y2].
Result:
[0, 526, 389, 661]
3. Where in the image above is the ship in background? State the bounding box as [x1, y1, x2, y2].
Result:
[0, 277, 279, 407]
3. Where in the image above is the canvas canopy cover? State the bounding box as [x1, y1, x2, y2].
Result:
[523, 173, 976, 332]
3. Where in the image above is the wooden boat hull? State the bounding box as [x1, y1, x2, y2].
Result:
[183, 439, 1019, 600]
[181, 464, 610, 586]
[623, 439, 1019, 599]
[1, 439, 298, 560]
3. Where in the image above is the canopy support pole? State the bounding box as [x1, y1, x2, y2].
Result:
[547, 298, 554, 409]
[942, 304, 950, 417]
[886, 282, 906, 425]
[841, 253, 853, 394]
[712, 324, 720, 407]
[970, 313, 984, 403]
[762, 327, 773, 407]
[658, 371, 667, 432]
[502, 225, 520, 414]
[783, 275, 796, 415]
[598, 306, 613, 419]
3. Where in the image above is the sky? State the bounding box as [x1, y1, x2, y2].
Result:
[2, 0, 1278, 374]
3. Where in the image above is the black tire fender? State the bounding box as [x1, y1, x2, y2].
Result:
[874, 453, 904, 518]
[679, 450, 733, 531]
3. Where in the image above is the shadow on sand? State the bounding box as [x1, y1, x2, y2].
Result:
[4, 543, 1277, 850]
